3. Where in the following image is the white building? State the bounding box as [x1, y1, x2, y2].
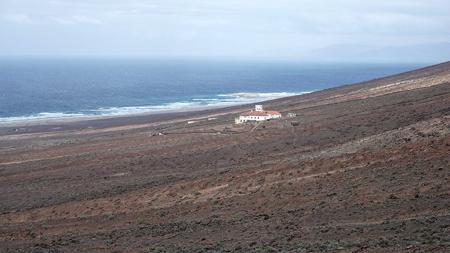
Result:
[235, 105, 281, 124]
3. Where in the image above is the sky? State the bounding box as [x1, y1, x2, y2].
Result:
[0, 0, 449, 62]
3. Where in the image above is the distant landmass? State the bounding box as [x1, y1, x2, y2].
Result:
[302, 42, 450, 63]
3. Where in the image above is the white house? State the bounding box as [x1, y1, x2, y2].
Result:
[235, 105, 281, 124]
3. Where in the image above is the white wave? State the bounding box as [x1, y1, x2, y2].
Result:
[191, 98, 220, 101]
[91, 91, 312, 116]
[218, 92, 304, 98]
[91, 102, 205, 115]
[0, 112, 86, 123]
[216, 91, 311, 103]
[0, 91, 312, 125]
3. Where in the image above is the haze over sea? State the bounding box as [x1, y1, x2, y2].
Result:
[0, 58, 423, 123]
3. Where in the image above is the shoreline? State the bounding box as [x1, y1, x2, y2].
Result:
[0, 91, 311, 128]
[2, 60, 447, 134]
[0, 92, 313, 137]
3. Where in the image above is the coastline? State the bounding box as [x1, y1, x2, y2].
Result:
[0, 92, 314, 138]
[0, 91, 310, 128]
[1, 61, 447, 135]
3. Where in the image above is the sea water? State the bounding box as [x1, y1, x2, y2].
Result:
[0, 57, 423, 123]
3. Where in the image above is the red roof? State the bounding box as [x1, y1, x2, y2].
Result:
[241, 110, 281, 116]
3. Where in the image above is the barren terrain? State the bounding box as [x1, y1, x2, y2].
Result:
[1, 62, 449, 252]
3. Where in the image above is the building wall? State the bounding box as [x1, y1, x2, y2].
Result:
[235, 114, 280, 123]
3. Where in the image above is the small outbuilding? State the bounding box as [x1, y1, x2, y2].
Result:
[235, 105, 281, 124]
[286, 112, 297, 118]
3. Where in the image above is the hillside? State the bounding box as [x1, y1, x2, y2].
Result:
[0, 62, 449, 253]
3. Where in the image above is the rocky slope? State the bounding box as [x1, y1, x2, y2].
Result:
[0, 62, 449, 252]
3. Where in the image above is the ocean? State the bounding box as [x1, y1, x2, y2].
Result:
[0, 58, 423, 123]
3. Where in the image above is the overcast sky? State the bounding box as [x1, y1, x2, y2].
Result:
[1, 0, 449, 61]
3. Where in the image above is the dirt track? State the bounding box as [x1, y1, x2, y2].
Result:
[1, 62, 449, 252]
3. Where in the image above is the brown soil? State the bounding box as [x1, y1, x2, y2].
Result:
[1, 62, 449, 253]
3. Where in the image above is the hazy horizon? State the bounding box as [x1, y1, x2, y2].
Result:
[1, 0, 450, 63]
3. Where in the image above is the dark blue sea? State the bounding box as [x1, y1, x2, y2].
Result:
[0, 58, 423, 123]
